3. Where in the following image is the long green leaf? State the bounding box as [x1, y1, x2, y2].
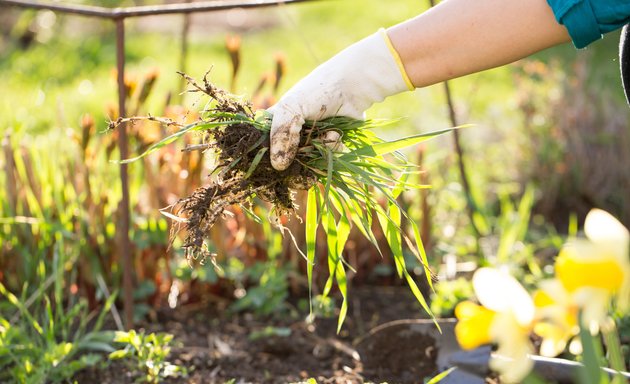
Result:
[427, 367, 457, 384]
[377, 202, 404, 278]
[340, 127, 461, 160]
[240, 204, 262, 224]
[323, 147, 334, 203]
[244, 147, 268, 179]
[116, 119, 243, 163]
[375, 200, 437, 324]
[305, 187, 318, 314]
[335, 260, 348, 334]
[332, 203, 351, 259]
[602, 321, 627, 382]
[409, 218, 434, 291]
[578, 317, 608, 384]
[404, 269, 436, 329]
[333, 181, 383, 257]
[322, 206, 337, 298]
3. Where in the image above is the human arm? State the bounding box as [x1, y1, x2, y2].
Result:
[269, 0, 572, 170]
[388, 0, 570, 88]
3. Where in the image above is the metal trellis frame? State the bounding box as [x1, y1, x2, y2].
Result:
[0, 0, 319, 329]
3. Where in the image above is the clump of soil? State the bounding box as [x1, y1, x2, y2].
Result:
[149, 73, 318, 262]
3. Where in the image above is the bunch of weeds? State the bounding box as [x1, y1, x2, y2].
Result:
[0, 255, 117, 383]
[1, 118, 124, 314]
[113, 72, 457, 330]
[109, 330, 187, 383]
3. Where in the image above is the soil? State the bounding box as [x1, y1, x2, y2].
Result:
[74, 286, 441, 384]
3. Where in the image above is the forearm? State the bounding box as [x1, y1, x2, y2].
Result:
[388, 0, 571, 88]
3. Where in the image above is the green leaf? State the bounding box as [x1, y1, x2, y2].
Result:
[578, 319, 608, 384]
[322, 207, 338, 298]
[116, 119, 244, 164]
[392, 168, 410, 199]
[245, 132, 268, 153]
[334, 204, 351, 259]
[523, 372, 552, 384]
[78, 341, 116, 353]
[108, 349, 131, 360]
[44, 295, 54, 342]
[249, 326, 292, 341]
[321, 205, 350, 333]
[323, 147, 334, 206]
[335, 261, 348, 334]
[426, 367, 457, 384]
[375, 202, 436, 325]
[305, 187, 318, 314]
[244, 147, 268, 179]
[113, 330, 132, 343]
[332, 182, 383, 257]
[602, 320, 627, 383]
[240, 204, 262, 224]
[408, 218, 434, 292]
[340, 127, 460, 160]
[403, 270, 436, 329]
[377, 203, 403, 278]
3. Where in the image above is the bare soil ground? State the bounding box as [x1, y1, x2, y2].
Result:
[75, 285, 440, 384]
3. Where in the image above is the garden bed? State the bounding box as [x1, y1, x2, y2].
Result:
[75, 285, 439, 384]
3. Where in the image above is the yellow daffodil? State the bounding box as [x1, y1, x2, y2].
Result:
[555, 209, 630, 326]
[454, 301, 495, 350]
[532, 279, 579, 357]
[453, 209, 628, 382]
[455, 268, 535, 383]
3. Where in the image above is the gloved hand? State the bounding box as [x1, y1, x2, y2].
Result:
[268, 29, 415, 171]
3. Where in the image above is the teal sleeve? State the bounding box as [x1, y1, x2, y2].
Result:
[546, 0, 630, 48]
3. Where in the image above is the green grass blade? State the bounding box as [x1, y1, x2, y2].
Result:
[335, 260, 348, 334]
[45, 295, 55, 342]
[426, 367, 457, 384]
[241, 204, 263, 224]
[340, 127, 459, 160]
[322, 206, 337, 298]
[602, 321, 627, 383]
[408, 218, 434, 291]
[404, 269, 436, 327]
[333, 203, 351, 258]
[375, 201, 436, 323]
[217, 157, 242, 178]
[377, 202, 404, 278]
[245, 132, 268, 153]
[323, 147, 334, 203]
[305, 187, 318, 313]
[578, 319, 608, 384]
[332, 181, 383, 257]
[116, 120, 242, 164]
[392, 169, 410, 199]
[94, 289, 118, 332]
[244, 147, 268, 179]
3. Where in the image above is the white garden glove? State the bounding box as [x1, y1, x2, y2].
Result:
[268, 29, 415, 171]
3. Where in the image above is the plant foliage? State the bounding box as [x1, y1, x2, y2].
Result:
[112, 72, 458, 329]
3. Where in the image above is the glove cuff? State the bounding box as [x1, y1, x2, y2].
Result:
[338, 29, 414, 110]
[378, 28, 415, 91]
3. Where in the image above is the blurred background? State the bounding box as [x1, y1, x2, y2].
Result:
[1, 0, 629, 382]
